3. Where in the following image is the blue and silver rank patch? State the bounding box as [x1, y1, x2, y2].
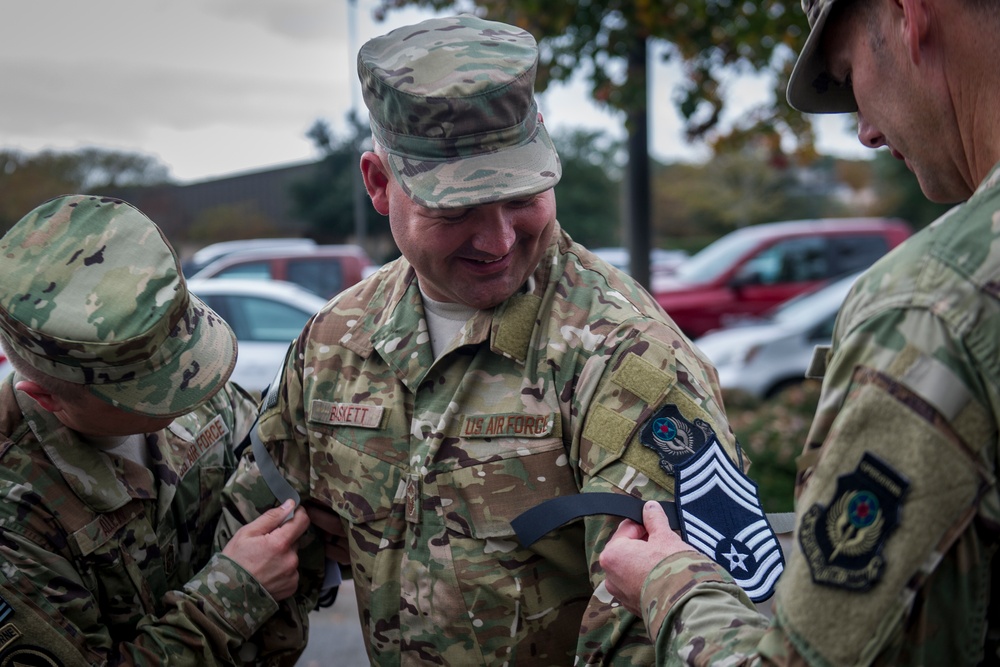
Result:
[640, 405, 717, 474]
[0, 595, 11, 625]
[799, 452, 909, 591]
[674, 438, 785, 602]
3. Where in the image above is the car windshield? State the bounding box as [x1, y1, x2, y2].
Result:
[771, 273, 860, 325]
[674, 230, 756, 283]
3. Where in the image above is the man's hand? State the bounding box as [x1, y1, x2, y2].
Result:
[600, 501, 696, 616]
[305, 502, 350, 565]
[222, 499, 310, 601]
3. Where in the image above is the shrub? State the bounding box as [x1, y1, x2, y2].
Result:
[724, 380, 822, 513]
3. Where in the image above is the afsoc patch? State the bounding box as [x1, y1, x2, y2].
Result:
[799, 452, 909, 591]
[640, 404, 716, 474]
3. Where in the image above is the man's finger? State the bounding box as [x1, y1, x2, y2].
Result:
[642, 501, 673, 536]
[242, 499, 297, 536]
[610, 518, 647, 542]
[269, 507, 311, 545]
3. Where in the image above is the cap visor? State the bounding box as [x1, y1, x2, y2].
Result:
[89, 295, 237, 418]
[386, 124, 562, 209]
[786, 3, 858, 114]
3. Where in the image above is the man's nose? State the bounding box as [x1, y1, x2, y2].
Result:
[471, 210, 517, 256]
[857, 111, 886, 149]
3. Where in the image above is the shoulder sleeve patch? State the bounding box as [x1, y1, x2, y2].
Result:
[494, 293, 542, 361]
[582, 404, 635, 457]
[612, 352, 675, 404]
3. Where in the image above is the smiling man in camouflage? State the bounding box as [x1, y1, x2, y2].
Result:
[216, 14, 768, 665]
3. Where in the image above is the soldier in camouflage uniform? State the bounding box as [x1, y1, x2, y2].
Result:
[600, 0, 1000, 664]
[0, 195, 309, 666]
[217, 14, 753, 665]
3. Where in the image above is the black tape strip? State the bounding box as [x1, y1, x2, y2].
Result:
[511, 493, 680, 547]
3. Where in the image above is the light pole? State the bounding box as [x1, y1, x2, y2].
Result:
[348, 0, 367, 252]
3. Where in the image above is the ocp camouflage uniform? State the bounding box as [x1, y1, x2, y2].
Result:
[220, 226, 744, 665]
[637, 163, 1000, 666]
[0, 379, 265, 666]
[0, 195, 280, 666]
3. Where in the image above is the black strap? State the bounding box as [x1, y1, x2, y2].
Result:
[511, 493, 680, 547]
[511, 492, 796, 547]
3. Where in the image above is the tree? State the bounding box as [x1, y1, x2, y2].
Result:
[551, 129, 624, 248]
[0, 148, 169, 234]
[289, 118, 391, 252]
[373, 1, 812, 287]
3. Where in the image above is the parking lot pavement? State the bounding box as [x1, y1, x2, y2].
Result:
[295, 580, 368, 667]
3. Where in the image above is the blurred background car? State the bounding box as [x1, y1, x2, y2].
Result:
[652, 218, 911, 338]
[182, 238, 318, 277]
[694, 270, 863, 400]
[590, 246, 689, 278]
[188, 278, 327, 394]
[187, 243, 372, 299]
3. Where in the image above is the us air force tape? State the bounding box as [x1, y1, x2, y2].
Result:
[511, 439, 793, 602]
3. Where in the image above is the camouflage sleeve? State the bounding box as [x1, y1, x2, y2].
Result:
[0, 524, 273, 666]
[213, 342, 326, 666]
[632, 301, 998, 666]
[638, 552, 775, 666]
[572, 320, 744, 664]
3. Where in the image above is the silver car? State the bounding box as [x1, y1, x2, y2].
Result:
[188, 278, 328, 394]
[694, 271, 863, 399]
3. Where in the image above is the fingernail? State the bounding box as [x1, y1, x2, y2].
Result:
[280, 499, 295, 510]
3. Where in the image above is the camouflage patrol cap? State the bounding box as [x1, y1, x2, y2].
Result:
[0, 195, 237, 418]
[786, 0, 858, 113]
[358, 14, 562, 209]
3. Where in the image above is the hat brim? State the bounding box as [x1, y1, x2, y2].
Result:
[786, 0, 858, 114]
[88, 293, 237, 418]
[384, 122, 562, 209]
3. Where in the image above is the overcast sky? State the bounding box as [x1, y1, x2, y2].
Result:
[1, 0, 865, 183]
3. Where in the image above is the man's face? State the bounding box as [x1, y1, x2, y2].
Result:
[821, 2, 971, 203]
[55, 388, 174, 437]
[368, 154, 557, 309]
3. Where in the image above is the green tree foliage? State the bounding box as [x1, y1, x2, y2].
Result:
[289, 118, 391, 246]
[186, 203, 285, 243]
[652, 149, 848, 249]
[0, 148, 168, 234]
[551, 129, 624, 248]
[375, 0, 814, 160]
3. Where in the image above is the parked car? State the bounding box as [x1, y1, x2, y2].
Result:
[182, 238, 318, 277]
[652, 218, 911, 338]
[590, 246, 689, 278]
[694, 270, 863, 399]
[189, 244, 372, 299]
[188, 278, 328, 393]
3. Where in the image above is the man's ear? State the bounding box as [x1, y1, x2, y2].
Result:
[14, 380, 60, 412]
[899, 0, 931, 65]
[360, 151, 391, 216]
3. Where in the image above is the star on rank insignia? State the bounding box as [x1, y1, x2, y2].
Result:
[799, 452, 909, 591]
[674, 438, 785, 602]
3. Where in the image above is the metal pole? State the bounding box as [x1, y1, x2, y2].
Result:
[348, 0, 367, 251]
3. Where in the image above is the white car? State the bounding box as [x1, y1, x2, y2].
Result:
[694, 271, 863, 399]
[188, 278, 328, 394]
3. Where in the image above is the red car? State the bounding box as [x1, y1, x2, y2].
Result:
[652, 218, 912, 338]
